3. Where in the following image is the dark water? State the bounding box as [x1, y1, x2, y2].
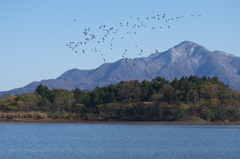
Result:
[0, 123, 240, 159]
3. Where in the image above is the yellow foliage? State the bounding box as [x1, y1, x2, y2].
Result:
[16, 101, 24, 107]
[77, 104, 85, 107]
[125, 103, 133, 107]
[179, 104, 190, 110]
[143, 102, 152, 105]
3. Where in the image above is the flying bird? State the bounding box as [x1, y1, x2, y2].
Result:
[67, 12, 202, 69]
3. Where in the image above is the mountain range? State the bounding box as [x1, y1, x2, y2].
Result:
[1, 41, 240, 96]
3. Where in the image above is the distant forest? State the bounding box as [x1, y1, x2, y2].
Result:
[0, 76, 240, 122]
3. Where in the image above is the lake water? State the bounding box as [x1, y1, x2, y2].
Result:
[0, 123, 240, 159]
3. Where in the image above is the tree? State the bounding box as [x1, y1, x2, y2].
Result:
[140, 80, 151, 101]
[161, 84, 174, 103]
[35, 85, 50, 98]
[171, 77, 179, 89]
[16, 93, 41, 111]
[151, 76, 169, 92]
[89, 91, 103, 107]
[178, 76, 191, 103]
[51, 89, 75, 112]
[117, 80, 141, 103]
[73, 89, 91, 106]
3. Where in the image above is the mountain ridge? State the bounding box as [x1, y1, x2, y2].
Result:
[1, 41, 240, 96]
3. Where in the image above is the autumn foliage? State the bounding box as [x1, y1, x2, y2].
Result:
[0, 76, 239, 122]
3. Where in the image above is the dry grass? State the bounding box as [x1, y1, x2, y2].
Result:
[0, 111, 48, 119]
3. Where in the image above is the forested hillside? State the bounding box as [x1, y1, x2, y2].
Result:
[0, 76, 240, 122]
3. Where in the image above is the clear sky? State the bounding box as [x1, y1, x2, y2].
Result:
[0, 0, 240, 91]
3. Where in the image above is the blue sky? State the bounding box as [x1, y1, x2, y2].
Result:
[0, 0, 240, 91]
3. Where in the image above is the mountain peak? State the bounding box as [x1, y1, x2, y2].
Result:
[173, 41, 207, 51]
[1, 41, 239, 96]
[166, 41, 210, 60]
[175, 40, 198, 47]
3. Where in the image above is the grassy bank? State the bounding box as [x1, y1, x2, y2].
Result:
[1, 111, 240, 125]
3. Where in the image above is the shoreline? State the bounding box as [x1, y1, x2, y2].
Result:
[1, 118, 240, 125]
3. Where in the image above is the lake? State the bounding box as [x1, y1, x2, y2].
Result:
[0, 123, 240, 159]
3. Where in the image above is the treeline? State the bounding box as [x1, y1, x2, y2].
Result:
[0, 76, 240, 122]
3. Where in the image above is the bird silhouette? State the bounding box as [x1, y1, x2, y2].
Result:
[67, 12, 202, 70]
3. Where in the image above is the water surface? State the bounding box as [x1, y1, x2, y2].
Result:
[0, 123, 239, 159]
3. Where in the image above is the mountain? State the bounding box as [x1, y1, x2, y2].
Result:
[1, 41, 240, 96]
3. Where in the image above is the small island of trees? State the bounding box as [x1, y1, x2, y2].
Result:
[0, 75, 240, 123]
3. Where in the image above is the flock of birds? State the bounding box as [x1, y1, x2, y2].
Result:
[66, 13, 201, 73]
